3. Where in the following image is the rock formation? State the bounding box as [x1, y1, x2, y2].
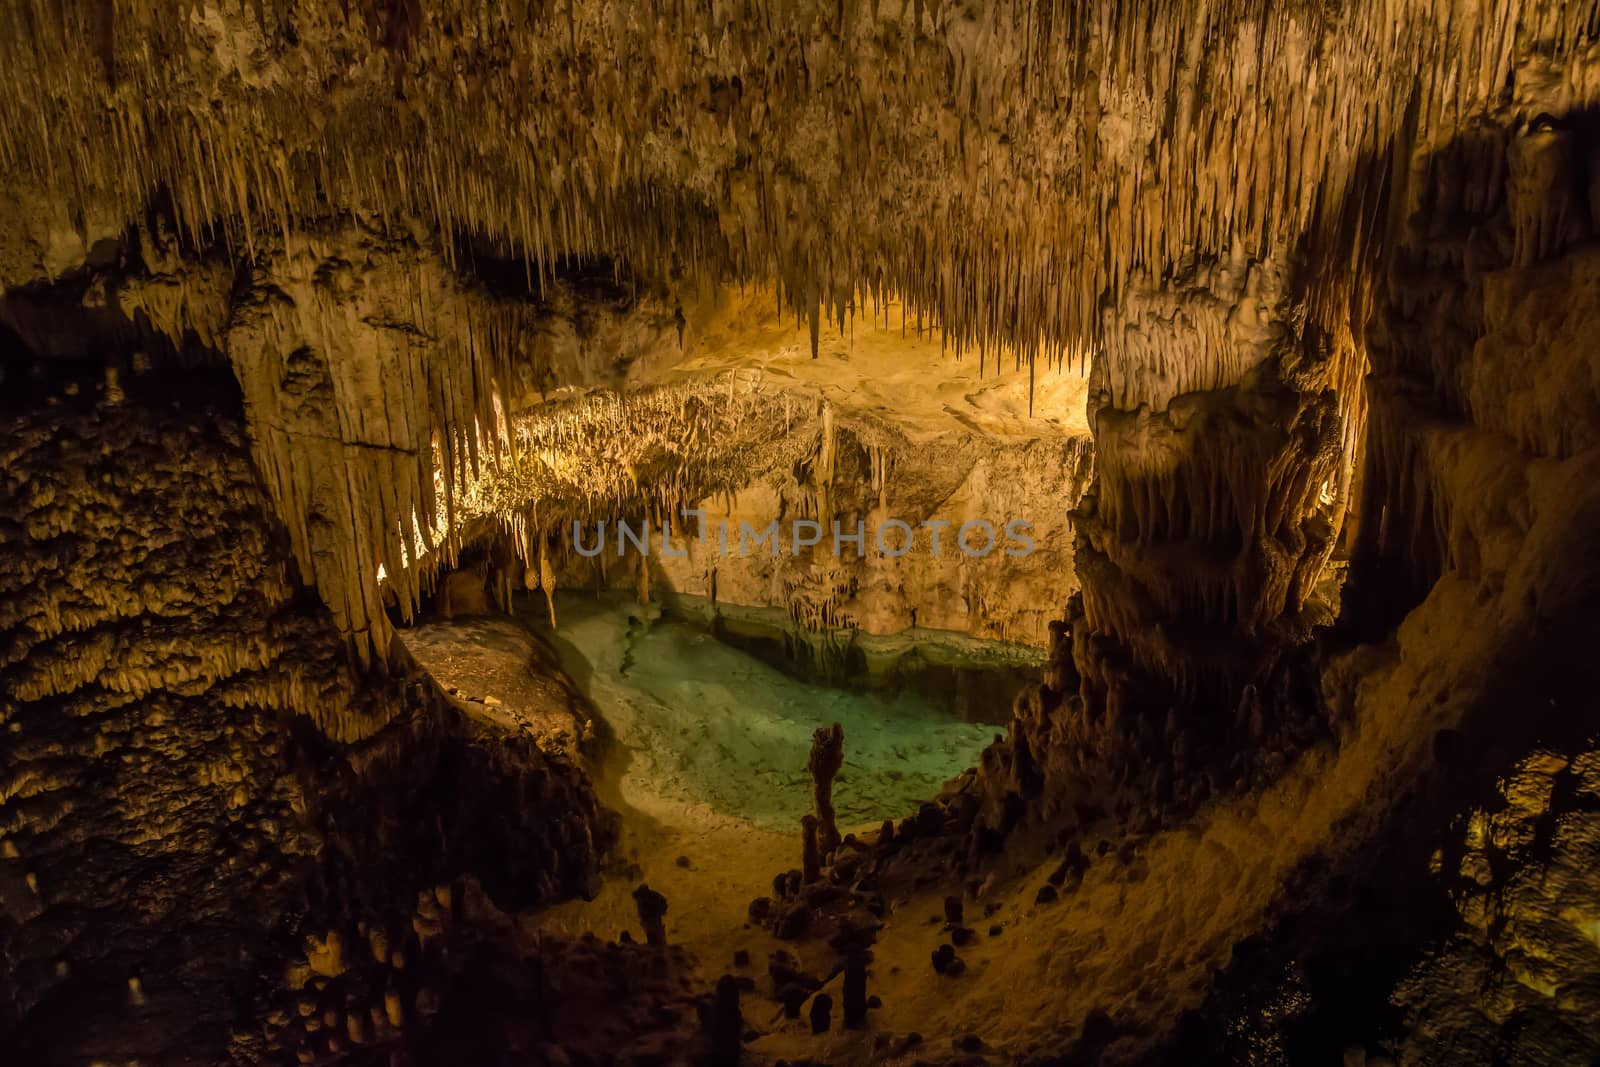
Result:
[808, 723, 846, 855]
[633, 883, 670, 947]
[0, 386, 618, 1061]
[3, 0, 1600, 1063]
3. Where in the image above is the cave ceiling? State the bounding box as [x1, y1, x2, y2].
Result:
[5, 0, 1593, 354]
[2, 0, 1596, 661]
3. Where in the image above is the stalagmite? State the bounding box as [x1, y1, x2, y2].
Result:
[809, 993, 833, 1034]
[539, 538, 558, 631]
[808, 723, 845, 855]
[843, 950, 869, 1030]
[801, 814, 822, 884]
[702, 975, 743, 1067]
[635, 551, 651, 607]
[632, 883, 668, 947]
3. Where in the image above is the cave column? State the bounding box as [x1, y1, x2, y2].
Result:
[1067, 252, 1364, 746]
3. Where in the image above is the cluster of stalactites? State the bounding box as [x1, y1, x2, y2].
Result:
[5, 0, 1594, 388]
[223, 232, 542, 667]
[419, 372, 825, 589]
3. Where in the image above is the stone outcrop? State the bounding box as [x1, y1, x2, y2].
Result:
[1394, 745, 1600, 1065]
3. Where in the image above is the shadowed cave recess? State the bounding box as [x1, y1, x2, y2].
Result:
[4, 2, 1600, 1065]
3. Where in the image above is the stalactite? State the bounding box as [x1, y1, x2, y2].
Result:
[3, 0, 1593, 712]
[6, 0, 1594, 371]
[539, 537, 557, 631]
[222, 230, 537, 663]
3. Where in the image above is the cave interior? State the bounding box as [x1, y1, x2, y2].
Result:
[4, 2, 1600, 1065]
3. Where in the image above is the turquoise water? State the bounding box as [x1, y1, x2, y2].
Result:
[532, 594, 1005, 832]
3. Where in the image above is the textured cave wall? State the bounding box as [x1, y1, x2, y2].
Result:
[0, 375, 615, 1062]
[1342, 114, 1600, 1062]
[1158, 109, 1600, 1065]
[0, 391, 335, 1061]
[1348, 122, 1600, 639]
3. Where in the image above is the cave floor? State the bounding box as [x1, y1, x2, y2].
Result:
[520, 592, 1002, 957]
[400, 597, 1035, 1056]
[401, 596, 1002, 948]
[396, 595, 1463, 1062]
